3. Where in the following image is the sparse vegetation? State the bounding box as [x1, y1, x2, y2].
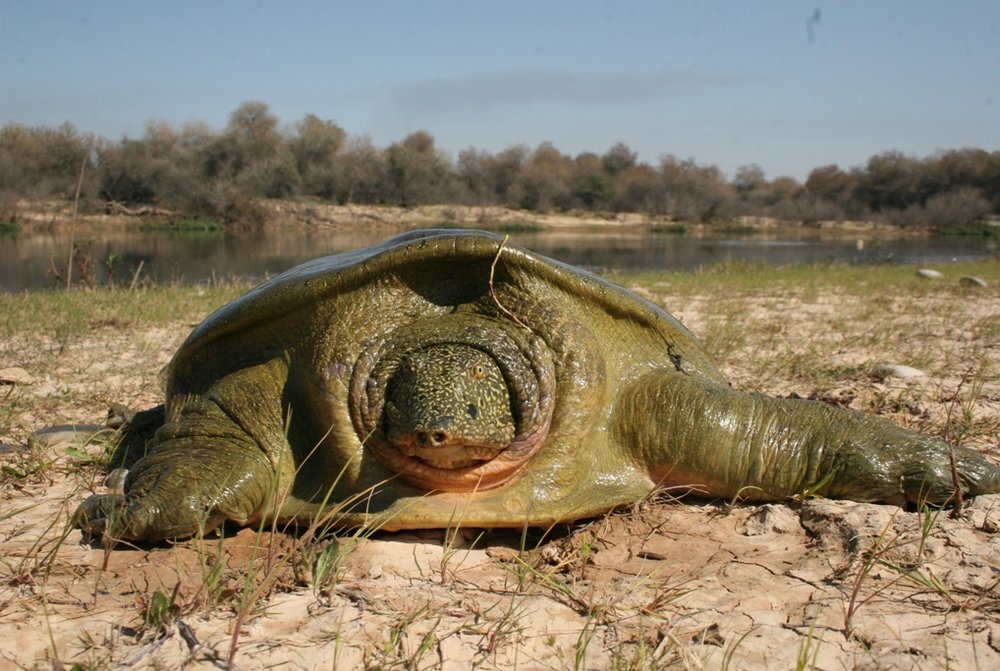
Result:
[650, 222, 688, 235]
[138, 217, 225, 234]
[493, 219, 544, 234]
[711, 222, 761, 235]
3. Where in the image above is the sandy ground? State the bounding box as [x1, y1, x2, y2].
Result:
[1, 272, 998, 670]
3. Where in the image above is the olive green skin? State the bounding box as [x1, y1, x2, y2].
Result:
[73, 230, 1000, 541]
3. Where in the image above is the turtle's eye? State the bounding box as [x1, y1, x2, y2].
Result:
[468, 363, 486, 380]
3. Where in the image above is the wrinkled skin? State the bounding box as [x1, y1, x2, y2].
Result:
[73, 230, 1000, 542]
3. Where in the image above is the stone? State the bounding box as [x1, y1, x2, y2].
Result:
[959, 275, 987, 288]
[0, 367, 33, 385]
[874, 363, 926, 380]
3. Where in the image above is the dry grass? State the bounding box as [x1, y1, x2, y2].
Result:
[1, 259, 998, 669]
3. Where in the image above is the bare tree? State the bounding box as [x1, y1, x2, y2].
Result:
[288, 114, 345, 198]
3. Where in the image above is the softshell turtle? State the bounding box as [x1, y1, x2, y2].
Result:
[73, 230, 1000, 541]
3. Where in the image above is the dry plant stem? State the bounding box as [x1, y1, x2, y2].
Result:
[948, 450, 965, 518]
[843, 512, 897, 639]
[489, 235, 530, 330]
[66, 154, 87, 290]
[225, 436, 381, 668]
[129, 260, 145, 292]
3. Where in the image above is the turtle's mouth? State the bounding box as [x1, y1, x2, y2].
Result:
[368, 429, 547, 492]
[391, 436, 507, 470]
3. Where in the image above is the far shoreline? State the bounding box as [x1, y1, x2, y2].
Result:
[10, 198, 996, 241]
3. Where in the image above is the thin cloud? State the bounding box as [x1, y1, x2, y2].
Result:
[387, 68, 748, 115]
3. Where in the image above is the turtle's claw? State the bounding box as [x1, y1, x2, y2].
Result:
[71, 493, 120, 541]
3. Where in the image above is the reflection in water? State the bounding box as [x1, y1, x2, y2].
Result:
[0, 228, 995, 291]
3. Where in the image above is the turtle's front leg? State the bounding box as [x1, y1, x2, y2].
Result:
[615, 371, 1000, 505]
[73, 395, 277, 542]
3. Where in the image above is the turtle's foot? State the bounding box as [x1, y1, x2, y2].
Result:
[71, 493, 120, 542]
[900, 444, 1000, 505]
[71, 492, 184, 544]
[71, 489, 220, 543]
[72, 442, 274, 543]
[822, 435, 1000, 506]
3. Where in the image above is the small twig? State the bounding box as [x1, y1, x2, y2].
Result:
[488, 235, 530, 330]
[178, 619, 200, 651]
[948, 450, 965, 518]
[124, 628, 173, 667]
[66, 153, 88, 290]
[128, 260, 145, 292]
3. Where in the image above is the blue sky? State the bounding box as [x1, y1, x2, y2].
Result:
[2, 1, 998, 180]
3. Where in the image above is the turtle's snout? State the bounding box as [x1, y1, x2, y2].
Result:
[414, 416, 455, 447]
[416, 429, 449, 447]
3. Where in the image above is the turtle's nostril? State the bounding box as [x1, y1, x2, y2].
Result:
[414, 430, 449, 447]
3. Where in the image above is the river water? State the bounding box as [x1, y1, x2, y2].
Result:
[1, 227, 995, 291]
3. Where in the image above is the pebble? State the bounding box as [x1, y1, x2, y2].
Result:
[106, 468, 129, 492]
[915, 269, 943, 279]
[875, 363, 926, 380]
[959, 275, 987, 288]
[0, 367, 33, 385]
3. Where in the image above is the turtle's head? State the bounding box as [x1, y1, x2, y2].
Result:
[385, 344, 516, 469]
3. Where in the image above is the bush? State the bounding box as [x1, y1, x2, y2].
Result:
[922, 187, 991, 232]
[881, 187, 991, 232]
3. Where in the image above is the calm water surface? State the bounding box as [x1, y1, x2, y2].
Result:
[1, 228, 995, 291]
